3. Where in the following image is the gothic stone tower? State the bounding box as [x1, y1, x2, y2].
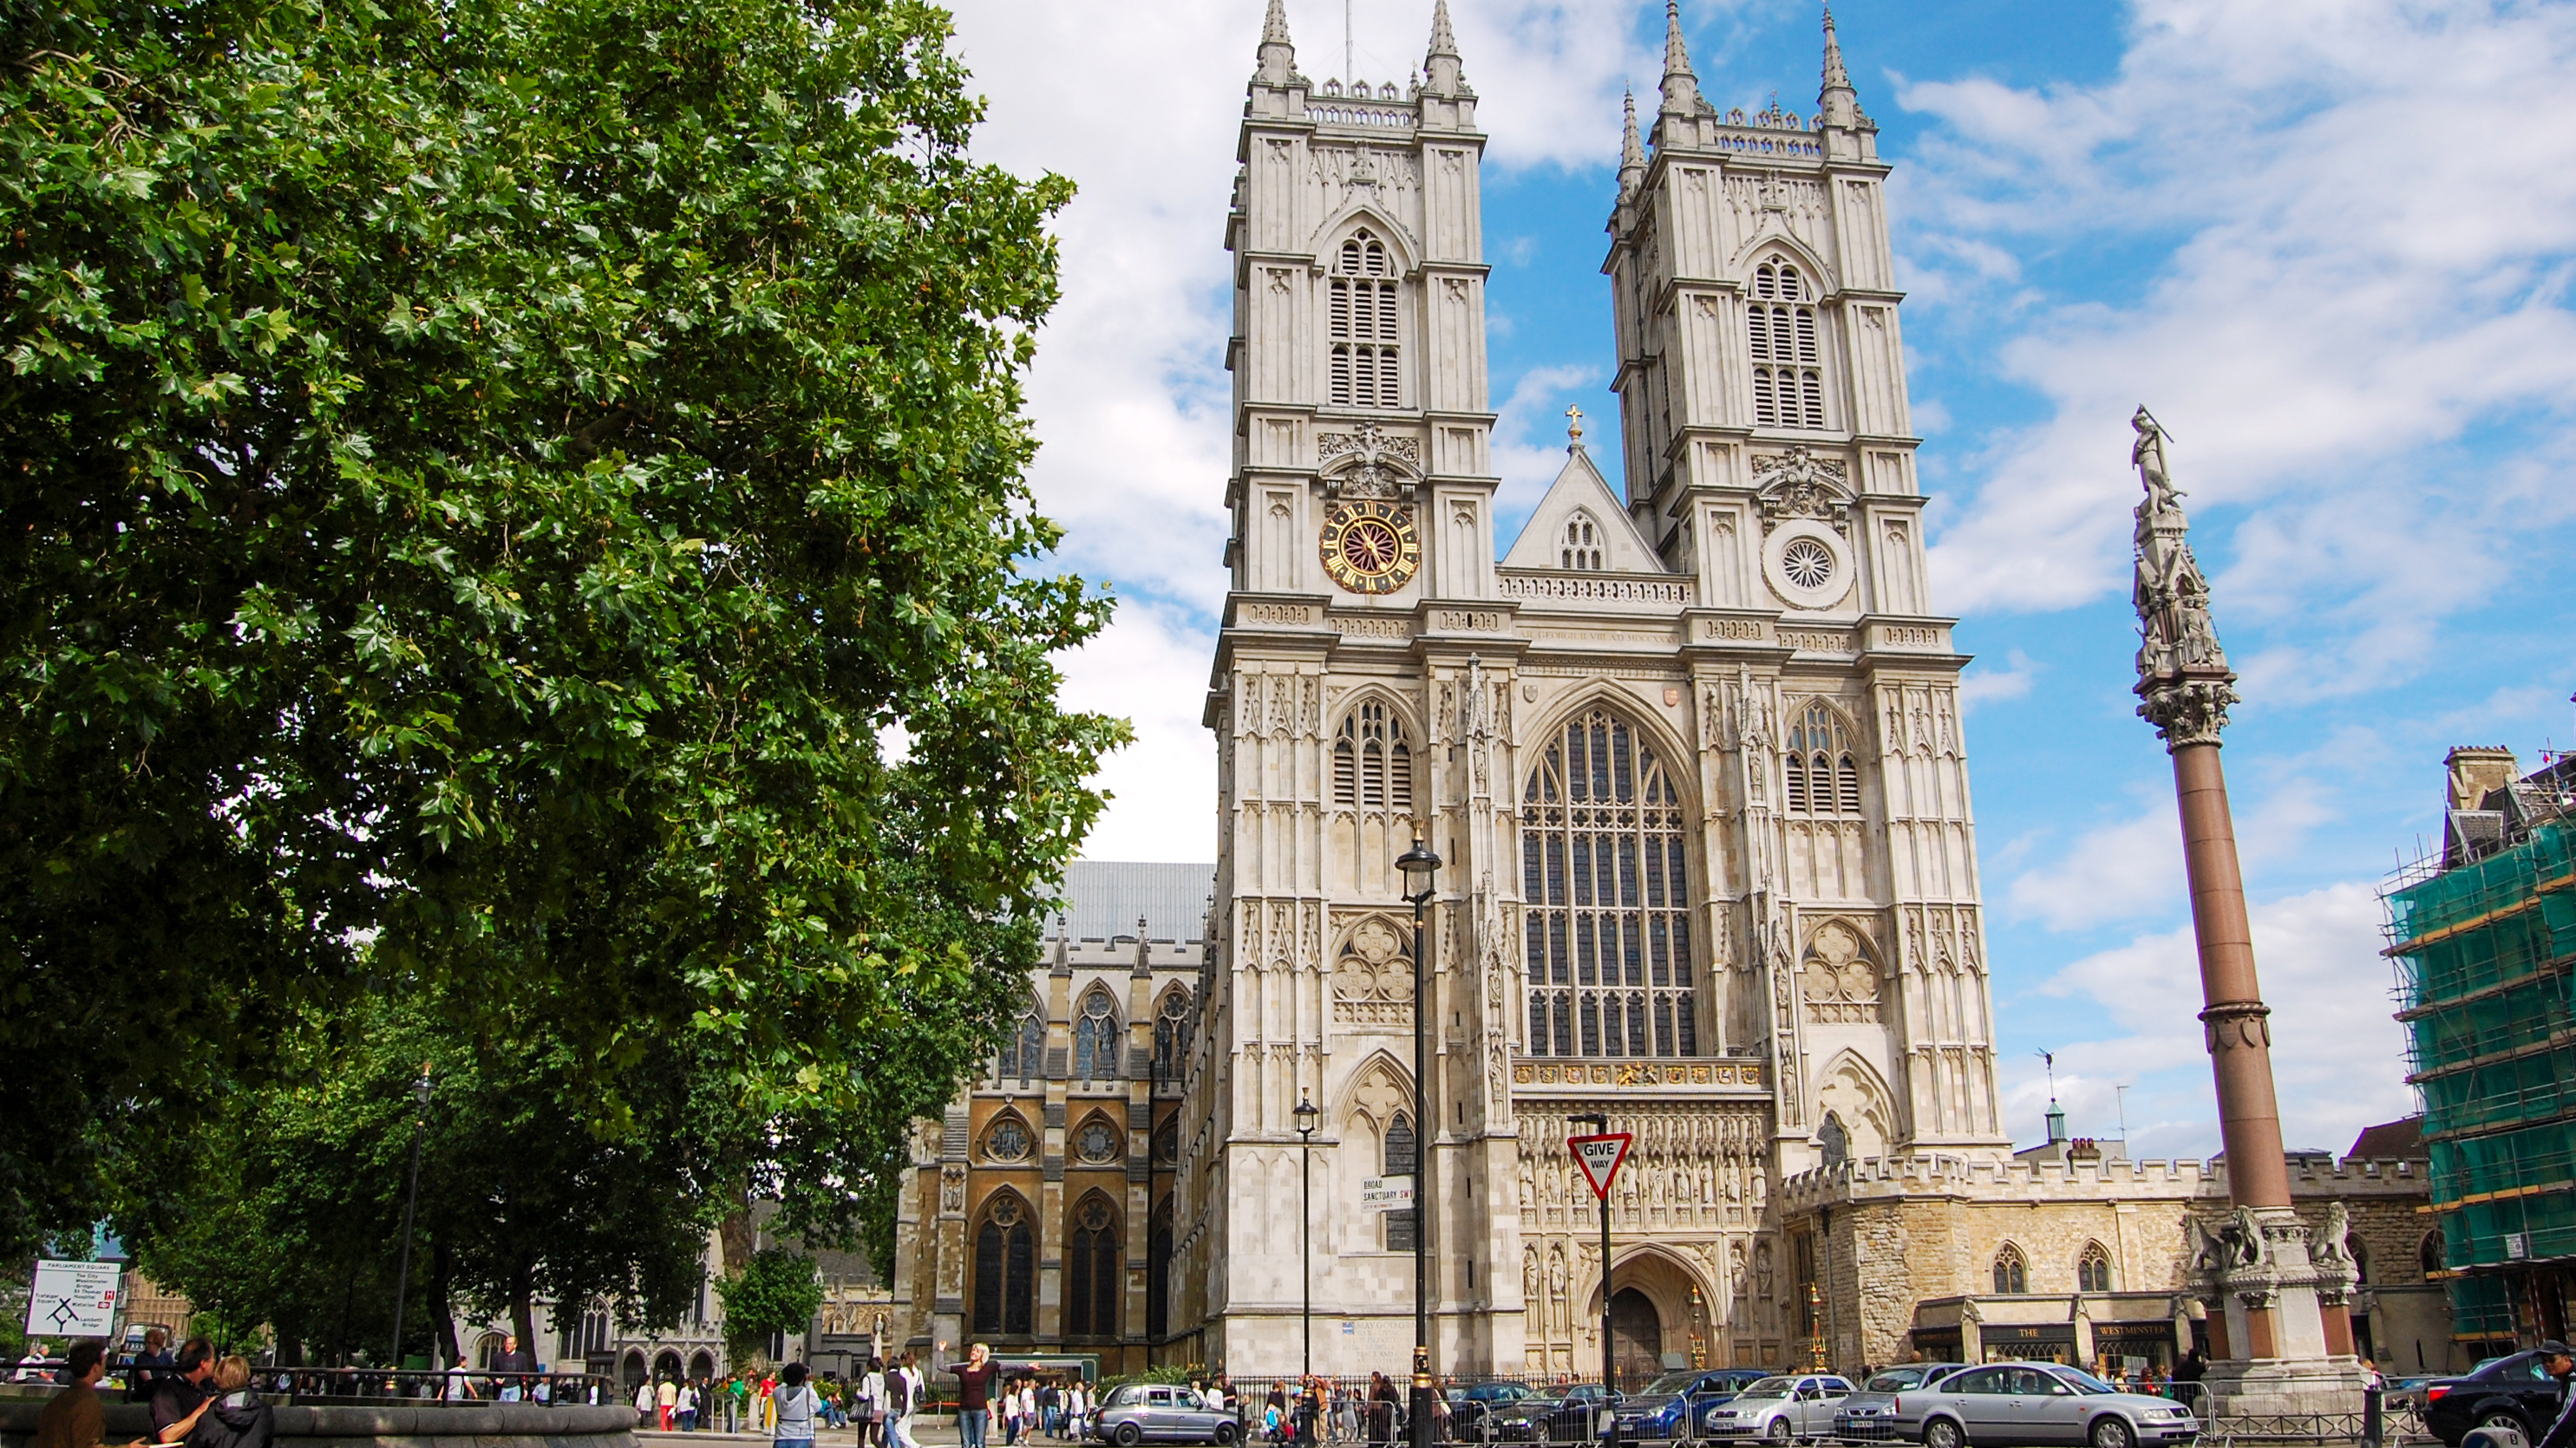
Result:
[1175, 2, 2007, 1380]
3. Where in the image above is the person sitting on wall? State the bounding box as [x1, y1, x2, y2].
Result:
[36, 1341, 151, 1448]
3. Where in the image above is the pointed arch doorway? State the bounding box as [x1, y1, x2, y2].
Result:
[1610, 1288, 1663, 1386]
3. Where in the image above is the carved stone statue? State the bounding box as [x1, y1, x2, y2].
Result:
[2128, 405, 2239, 747]
[2132, 407, 2184, 514]
[2225, 1204, 2272, 1270]
[2316, 1201, 2353, 1265]
[2183, 1215, 2220, 1275]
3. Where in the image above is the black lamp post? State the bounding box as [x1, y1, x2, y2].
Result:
[1294, 1094, 1318, 1379]
[389, 1064, 433, 1371]
[1568, 1111, 1612, 1394]
[1396, 832, 1441, 1448]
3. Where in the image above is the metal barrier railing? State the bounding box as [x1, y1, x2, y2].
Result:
[53, 1366, 624, 1405]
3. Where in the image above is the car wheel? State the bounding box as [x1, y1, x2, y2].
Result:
[1214, 1425, 1238, 1446]
[2477, 1412, 2527, 1436]
[2089, 1417, 2134, 1448]
[1923, 1418, 1964, 1448]
[1769, 1419, 1794, 1444]
[1116, 1424, 1145, 1447]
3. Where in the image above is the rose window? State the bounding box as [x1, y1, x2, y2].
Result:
[1781, 537, 1835, 590]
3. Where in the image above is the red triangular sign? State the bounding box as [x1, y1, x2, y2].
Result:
[1568, 1132, 1631, 1199]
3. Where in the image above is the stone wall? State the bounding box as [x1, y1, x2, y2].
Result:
[0, 1400, 635, 1448]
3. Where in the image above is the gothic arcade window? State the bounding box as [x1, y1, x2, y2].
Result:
[1330, 231, 1402, 408]
[997, 1005, 1047, 1082]
[971, 1193, 1036, 1336]
[1152, 985, 1195, 1082]
[1749, 261, 1826, 429]
[1383, 1112, 1418, 1252]
[1782, 701, 1863, 818]
[1332, 701, 1415, 812]
[1073, 985, 1121, 1081]
[1522, 708, 1697, 1058]
[1991, 1243, 2028, 1295]
[2076, 1243, 2112, 1294]
[1066, 1194, 1121, 1338]
[1561, 516, 1603, 571]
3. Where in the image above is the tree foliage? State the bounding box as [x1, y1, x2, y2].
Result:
[0, 0, 1124, 1257]
[714, 1246, 822, 1367]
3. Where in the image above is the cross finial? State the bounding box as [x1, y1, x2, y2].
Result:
[1566, 404, 1585, 445]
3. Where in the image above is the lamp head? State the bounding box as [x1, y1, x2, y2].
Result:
[1396, 833, 1441, 901]
[415, 1063, 435, 1108]
[1294, 1095, 1318, 1137]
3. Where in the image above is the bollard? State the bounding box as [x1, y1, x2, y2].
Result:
[2362, 1386, 2383, 1448]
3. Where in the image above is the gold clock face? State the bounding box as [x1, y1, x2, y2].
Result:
[1319, 500, 1421, 594]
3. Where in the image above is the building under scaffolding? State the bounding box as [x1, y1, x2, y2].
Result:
[2384, 747, 2576, 1350]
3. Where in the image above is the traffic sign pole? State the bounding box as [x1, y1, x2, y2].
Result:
[1567, 1123, 1631, 1394]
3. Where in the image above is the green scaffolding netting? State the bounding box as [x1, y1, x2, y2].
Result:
[2448, 1274, 2517, 1337]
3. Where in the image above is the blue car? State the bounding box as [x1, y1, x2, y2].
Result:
[1609, 1370, 1776, 1442]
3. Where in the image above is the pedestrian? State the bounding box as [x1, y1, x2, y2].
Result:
[678, 1380, 699, 1433]
[1062, 1381, 1084, 1445]
[658, 1376, 681, 1432]
[886, 1353, 923, 1448]
[148, 1340, 218, 1445]
[124, 1329, 175, 1405]
[1367, 1374, 1398, 1447]
[939, 1341, 1001, 1448]
[859, 1358, 886, 1448]
[495, 1336, 538, 1403]
[1018, 1379, 1038, 1445]
[773, 1364, 821, 1448]
[2529, 1343, 2576, 1448]
[182, 1357, 276, 1448]
[35, 1341, 150, 1448]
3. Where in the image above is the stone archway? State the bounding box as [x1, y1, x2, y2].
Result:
[1611, 1289, 1662, 1386]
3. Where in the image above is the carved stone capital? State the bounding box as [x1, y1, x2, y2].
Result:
[2137, 672, 2239, 749]
[2200, 999, 2273, 1053]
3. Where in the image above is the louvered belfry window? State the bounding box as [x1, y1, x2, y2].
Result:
[1749, 261, 1826, 428]
[1521, 708, 1696, 1059]
[1783, 701, 1863, 818]
[1330, 232, 1402, 408]
[1331, 701, 1414, 811]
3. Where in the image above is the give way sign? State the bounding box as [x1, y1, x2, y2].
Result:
[1567, 1132, 1632, 1200]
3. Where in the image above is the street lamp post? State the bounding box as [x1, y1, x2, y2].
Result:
[1295, 1095, 1319, 1379]
[389, 1064, 433, 1370]
[1396, 833, 1441, 1448]
[1568, 1111, 1612, 1393]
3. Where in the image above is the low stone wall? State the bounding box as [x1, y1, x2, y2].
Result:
[0, 1398, 637, 1448]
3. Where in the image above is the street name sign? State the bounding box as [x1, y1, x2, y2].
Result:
[1567, 1132, 1632, 1200]
[25, 1260, 121, 1337]
[1359, 1175, 1415, 1212]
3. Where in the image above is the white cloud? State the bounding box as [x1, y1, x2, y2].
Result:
[2004, 772, 2337, 931]
[2031, 882, 2412, 1159]
[1055, 599, 1218, 863]
[1900, 0, 2576, 701]
[1958, 647, 2037, 711]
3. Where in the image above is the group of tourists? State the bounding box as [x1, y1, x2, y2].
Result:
[631, 1353, 930, 1445]
[30, 1335, 277, 1448]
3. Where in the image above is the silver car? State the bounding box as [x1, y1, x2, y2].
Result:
[1093, 1383, 1241, 1446]
[1890, 1363, 2198, 1448]
[1835, 1365, 1967, 1443]
[1700, 1375, 1856, 1442]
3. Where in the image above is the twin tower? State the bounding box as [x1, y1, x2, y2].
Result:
[1167, 1, 2009, 1377]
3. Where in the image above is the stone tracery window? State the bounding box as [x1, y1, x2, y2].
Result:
[982, 1112, 1034, 1164]
[1073, 984, 1121, 1081]
[1383, 1112, 1418, 1252]
[1330, 230, 1402, 408]
[1783, 701, 1863, 817]
[997, 1003, 1047, 1082]
[1152, 984, 1194, 1082]
[1332, 700, 1415, 811]
[1065, 1193, 1120, 1338]
[1561, 515, 1604, 571]
[1521, 708, 1696, 1058]
[1991, 1243, 2028, 1295]
[1074, 1117, 1123, 1164]
[1749, 260, 1825, 429]
[2076, 1242, 2112, 1294]
[971, 1191, 1035, 1335]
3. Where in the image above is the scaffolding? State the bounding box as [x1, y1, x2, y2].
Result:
[2386, 799, 2576, 1333]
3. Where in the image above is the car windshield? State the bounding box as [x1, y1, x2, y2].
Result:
[2049, 1369, 2117, 1396]
[1642, 1374, 1701, 1396]
[1863, 1372, 1924, 1392]
[1736, 1379, 1793, 1400]
[1470, 1386, 1530, 1402]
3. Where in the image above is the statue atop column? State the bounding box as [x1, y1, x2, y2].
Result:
[2130, 408, 2238, 750]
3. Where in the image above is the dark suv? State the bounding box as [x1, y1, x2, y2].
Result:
[1609, 1369, 1774, 1442]
[2424, 1351, 2567, 1446]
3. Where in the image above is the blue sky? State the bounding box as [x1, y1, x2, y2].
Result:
[949, 0, 2576, 1161]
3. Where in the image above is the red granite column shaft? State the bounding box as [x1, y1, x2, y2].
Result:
[2171, 740, 2292, 1211]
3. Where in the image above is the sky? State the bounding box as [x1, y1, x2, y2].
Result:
[945, 0, 2576, 1164]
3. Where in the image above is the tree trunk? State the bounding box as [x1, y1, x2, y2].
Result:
[717, 1205, 758, 1279]
[511, 1260, 538, 1359]
[431, 1243, 464, 1369]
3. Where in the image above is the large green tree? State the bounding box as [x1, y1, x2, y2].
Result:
[0, 0, 1123, 1256]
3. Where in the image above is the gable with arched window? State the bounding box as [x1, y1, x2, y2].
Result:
[1066, 1190, 1121, 1339]
[1073, 984, 1121, 1081]
[1522, 706, 1697, 1059]
[997, 1001, 1047, 1082]
[1332, 700, 1415, 812]
[1991, 1243, 2028, 1295]
[1748, 258, 1826, 429]
[1783, 701, 1864, 817]
[971, 1190, 1036, 1336]
[1329, 229, 1402, 408]
[1152, 984, 1195, 1082]
[1561, 513, 1604, 571]
[2076, 1242, 2113, 1294]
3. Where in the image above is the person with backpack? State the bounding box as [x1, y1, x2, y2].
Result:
[771, 1363, 821, 1448]
[181, 1358, 274, 1448]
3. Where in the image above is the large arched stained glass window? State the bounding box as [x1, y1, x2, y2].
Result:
[1073, 985, 1121, 1082]
[1066, 1193, 1121, 1339]
[971, 1192, 1035, 1336]
[1522, 708, 1696, 1058]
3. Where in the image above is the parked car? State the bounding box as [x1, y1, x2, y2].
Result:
[1542, 1384, 1624, 1443]
[1485, 1391, 1567, 1443]
[1699, 1375, 1856, 1442]
[2423, 1350, 2566, 1447]
[1450, 1381, 1540, 1440]
[1093, 1382, 1240, 1445]
[1832, 1365, 1966, 1443]
[1611, 1369, 1774, 1442]
[1887, 1362, 2196, 1448]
